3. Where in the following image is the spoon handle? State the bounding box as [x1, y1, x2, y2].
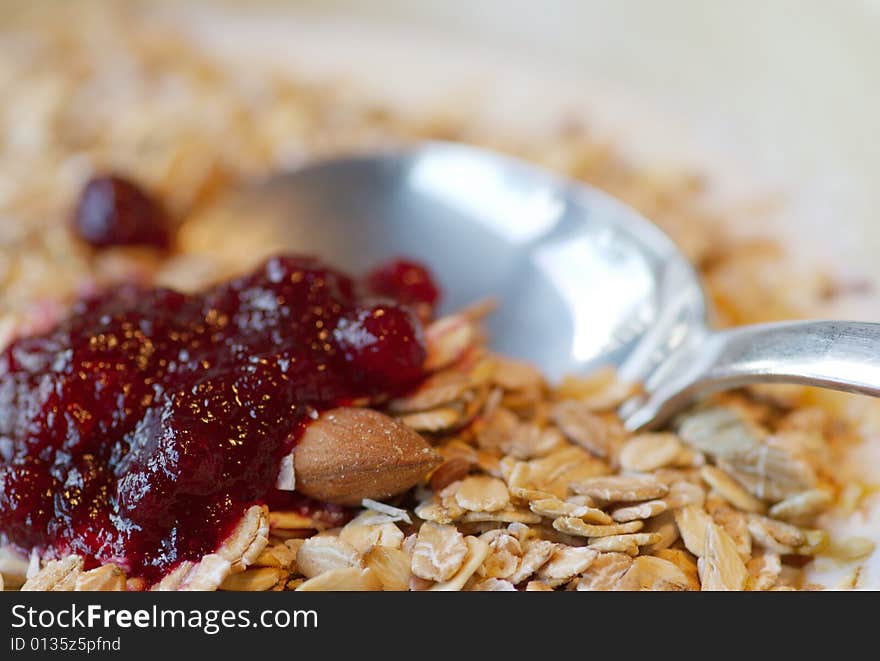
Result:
[621, 320, 880, 430]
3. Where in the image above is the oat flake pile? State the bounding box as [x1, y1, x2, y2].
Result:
[0, 1, 877, 591]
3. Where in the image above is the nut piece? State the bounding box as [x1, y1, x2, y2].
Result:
[294, 408, 442, 506]
[619, 433, 683, 472]
[296, 536, 362, 579]
[275, 453, 296, 491]
[698, 523, 748, 591]
[411, 522, 469, 582]
[361, 499, 412, 522]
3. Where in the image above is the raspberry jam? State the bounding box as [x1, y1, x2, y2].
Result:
[0, 256, 433, 582]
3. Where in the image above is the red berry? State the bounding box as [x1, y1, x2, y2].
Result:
[334, 302, 426, 392]
[366, 259, 440, 308]
[73, 175, 171, 249]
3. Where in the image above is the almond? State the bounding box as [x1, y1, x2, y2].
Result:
[293, 408, 442, 506]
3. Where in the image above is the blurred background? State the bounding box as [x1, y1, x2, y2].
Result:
[202, 1, 880, 250]
[2, 0, 879, 319]
[183, 0, 880, 282]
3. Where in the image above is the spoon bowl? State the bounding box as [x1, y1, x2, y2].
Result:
[213, 142, 880, 429]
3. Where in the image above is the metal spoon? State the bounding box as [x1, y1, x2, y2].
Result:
[213, 142, 880, 430]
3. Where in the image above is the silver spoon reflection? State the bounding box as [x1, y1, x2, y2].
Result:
[203, 142, 880, 429]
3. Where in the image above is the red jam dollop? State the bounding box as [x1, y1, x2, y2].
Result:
[73, 175, 172, 249]
[0, 255, 433, 582]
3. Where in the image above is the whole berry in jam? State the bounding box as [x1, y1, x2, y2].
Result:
[72, 175, 171, 249]
[365, 259, 440, 309]
[334, 302, 426, 392]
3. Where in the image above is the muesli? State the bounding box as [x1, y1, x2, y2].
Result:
[0, 2, 876, 591]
